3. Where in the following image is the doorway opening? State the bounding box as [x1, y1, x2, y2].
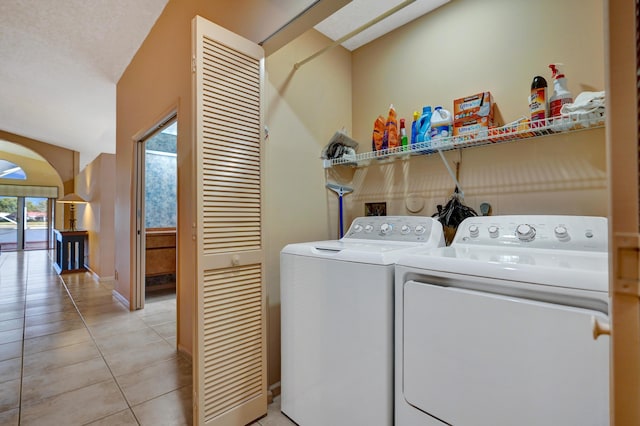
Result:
[0, 195, 53, 251]
[134, 115, 178, 315]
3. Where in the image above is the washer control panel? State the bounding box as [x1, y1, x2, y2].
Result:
[454, 215, 607, 252]
[343, 216, 442, 243]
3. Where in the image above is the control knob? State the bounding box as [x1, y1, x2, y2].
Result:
[469, 225, 480, 238]
[516, 224, 536, 242]
[364, 225, 374, 233]
[415, 225, 426, 235]
[488, 225, 499, 238]
[401, 225, 411, 235]
[380, 223, 393, 235]
[353, 224, 363, 233]
[554, 226, 569, 240]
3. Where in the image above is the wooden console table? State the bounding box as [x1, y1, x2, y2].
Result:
[54, 230, 88, 274]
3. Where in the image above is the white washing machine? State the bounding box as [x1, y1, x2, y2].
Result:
[280, 216, 445, 426]
[395, 215, 610, 426]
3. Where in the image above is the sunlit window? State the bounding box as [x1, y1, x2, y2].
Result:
[0, 160, 26, 180]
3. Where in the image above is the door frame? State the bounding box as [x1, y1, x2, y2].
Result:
[606, 0, 640, 423]
[133, 111, 178, 311]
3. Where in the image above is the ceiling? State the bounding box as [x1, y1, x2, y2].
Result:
[0, 0, 447, 170]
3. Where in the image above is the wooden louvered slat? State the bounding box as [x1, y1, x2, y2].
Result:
[195, 18, 265, 425]
[202, 263, 263, 420]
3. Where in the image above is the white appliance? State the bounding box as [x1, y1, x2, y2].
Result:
[395, 215, 610, 426]
[281, 216, 445, 426]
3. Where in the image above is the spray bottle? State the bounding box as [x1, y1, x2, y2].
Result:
[549, 63, 573, 117]
[400, 118, 408, 151]
[529, 75, 547, 126]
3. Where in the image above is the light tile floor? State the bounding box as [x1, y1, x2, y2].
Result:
[0, 250, 294, 426]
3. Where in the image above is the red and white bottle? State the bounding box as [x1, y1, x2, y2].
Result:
[549, 63, 573, 117]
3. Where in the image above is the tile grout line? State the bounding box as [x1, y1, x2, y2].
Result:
[18, 252, 26, 426]
[56, 271, 143, 426]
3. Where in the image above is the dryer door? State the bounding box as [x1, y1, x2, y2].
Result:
[402, 280, 609, 426]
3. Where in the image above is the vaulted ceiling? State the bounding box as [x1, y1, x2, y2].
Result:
[0, 0, 446, 169]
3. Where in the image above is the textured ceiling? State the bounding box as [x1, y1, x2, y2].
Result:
[0, 0, 170, 169]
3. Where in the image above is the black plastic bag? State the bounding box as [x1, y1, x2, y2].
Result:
[432, 187, 477, 244]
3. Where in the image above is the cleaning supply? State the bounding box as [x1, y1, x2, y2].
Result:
[400, 118, 408, 150]
[410, 111, 420, 145]
[530, 75, 548, 126]
[549, 64, 573, 118]
[372, 115, 386, 153]
[326, 183, 353, 238]
[413, 106, 433, 154]
[430, 106, 452, 149]
[385, 104, 399, 149]
[453, 92, 493, 122]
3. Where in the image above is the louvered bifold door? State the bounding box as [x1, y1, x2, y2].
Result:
[192, 16, 266, 426]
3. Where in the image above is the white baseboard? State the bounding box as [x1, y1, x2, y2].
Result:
[86, 267, 115, 283]
[112, 289, 130, 310]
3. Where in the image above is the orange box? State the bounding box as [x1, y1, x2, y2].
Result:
[453, 92, 494, 122]
[453, 116, 491, 138]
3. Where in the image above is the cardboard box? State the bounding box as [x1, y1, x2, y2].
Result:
[453, 92, 494, 122]
[453, 116, 491, 138]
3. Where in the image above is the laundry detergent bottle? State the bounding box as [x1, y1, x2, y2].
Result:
[410, 110, 420, 145]
[429, 106, 452, 150]
[412, 106, 432, 154]
[549, 63, 573, 118]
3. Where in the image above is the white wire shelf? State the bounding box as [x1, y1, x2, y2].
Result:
[324, 111, 605, 168]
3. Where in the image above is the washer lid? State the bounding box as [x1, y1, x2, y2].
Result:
[282, 239, 439, 265]
[397, 245, 608, 293]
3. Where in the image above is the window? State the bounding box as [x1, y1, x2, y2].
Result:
[0, 160, 26, 180]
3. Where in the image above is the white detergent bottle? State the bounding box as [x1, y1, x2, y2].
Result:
[429, 106, 452, 150]
[549, 63, 573, 118]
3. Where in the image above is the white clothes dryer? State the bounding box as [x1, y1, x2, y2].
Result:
[395, 215, 610, 426]
[280, 216, 445, 426]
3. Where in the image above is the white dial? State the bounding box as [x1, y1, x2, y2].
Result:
[469, 225, 479, 238]
[554, 225, 569, 240]
[380, 223, 392, 235]
[516, 224, 536, 242]
[364, 224, 374, 233]
[415, 225, 426, 235]
[488, 225, 499, 238]
[353, 224, 363, 233]
[401, 225, 411, 235]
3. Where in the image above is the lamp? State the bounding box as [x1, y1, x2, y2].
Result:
[56, 193, 87, 231]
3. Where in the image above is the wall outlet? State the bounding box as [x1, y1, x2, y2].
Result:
[365, 202, 387, 216]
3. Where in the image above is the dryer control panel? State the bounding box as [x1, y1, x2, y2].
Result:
[343, 216, 444, 244]
[453, 215, 607, 252]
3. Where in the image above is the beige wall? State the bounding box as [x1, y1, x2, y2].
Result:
[344, 0, 607, 224]
[264, 29, 352, 385]
[76, 153, 116, 280]
[116, 0, 190, 354]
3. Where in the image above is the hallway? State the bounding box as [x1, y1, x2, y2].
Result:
[0, 250, 289, 425]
